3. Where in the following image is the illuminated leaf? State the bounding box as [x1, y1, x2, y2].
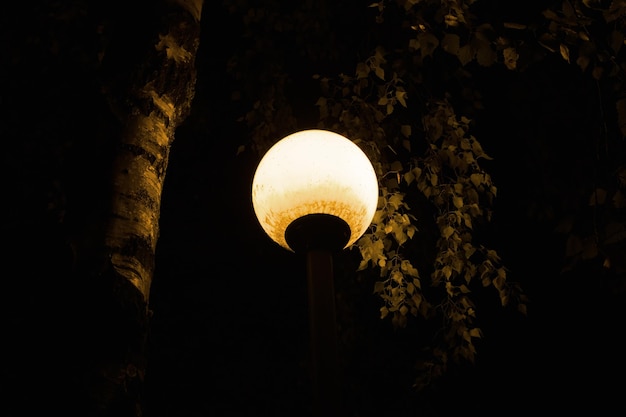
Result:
[404, 170, 415, 185]
[396, 90, 408, 107]
[470, 173, 483, 187]
[469, 328, 482, 338]
[559, 44, 570, 63]
[503, 47, 518, 70]
[493, 275, 505, 290]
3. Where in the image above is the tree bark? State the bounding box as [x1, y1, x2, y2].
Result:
[86, 1, 203, 415]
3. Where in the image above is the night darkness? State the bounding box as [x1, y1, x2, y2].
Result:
[2, 1, 626, 417]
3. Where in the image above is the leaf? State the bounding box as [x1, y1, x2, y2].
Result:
[503, 47, 518, 70]
[475, 40, 496, 66]
[396, 90, 408, 107]
[418, 32, 439, 57]
[391, 160, 403, 172]
[375, 66, 385, 80]
[457, 44, 474, 66]
[442, 225, 455, 239]
[469, 328, 482, 338]
[356, 62, 370, 79]
[493, 275, 505, 291]
[503, 22, 527, 29]
[441, 33, 460, 55]
[559, 43, 570, 63]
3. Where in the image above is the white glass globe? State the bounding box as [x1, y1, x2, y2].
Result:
[252, 129, 379, 252]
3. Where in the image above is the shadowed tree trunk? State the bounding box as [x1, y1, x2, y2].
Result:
[2, 1, 203, 416]
[87, 1, 204, 415]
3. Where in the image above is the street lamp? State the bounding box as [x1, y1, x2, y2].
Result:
[251, 129, 379, 417]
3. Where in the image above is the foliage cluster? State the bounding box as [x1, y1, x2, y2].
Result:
[226, 0, 626, 390]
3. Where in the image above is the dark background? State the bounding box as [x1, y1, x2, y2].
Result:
[2, 1, 625, 416]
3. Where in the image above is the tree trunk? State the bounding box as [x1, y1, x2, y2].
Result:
[82, 1, 203, 415]
[3, 1, 202, 415]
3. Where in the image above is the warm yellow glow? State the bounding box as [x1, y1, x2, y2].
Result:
[252, 129, 379, 251]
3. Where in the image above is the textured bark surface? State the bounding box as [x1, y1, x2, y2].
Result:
[2, 2, 202, 416]
[92, 1, 203, 415]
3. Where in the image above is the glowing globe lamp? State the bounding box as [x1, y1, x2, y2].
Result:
[252, 129, 379, 253]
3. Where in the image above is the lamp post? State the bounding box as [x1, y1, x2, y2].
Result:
[251, 129, 379, 417]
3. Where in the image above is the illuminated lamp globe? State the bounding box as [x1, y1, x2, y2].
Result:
[252, 129, 379, 253]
